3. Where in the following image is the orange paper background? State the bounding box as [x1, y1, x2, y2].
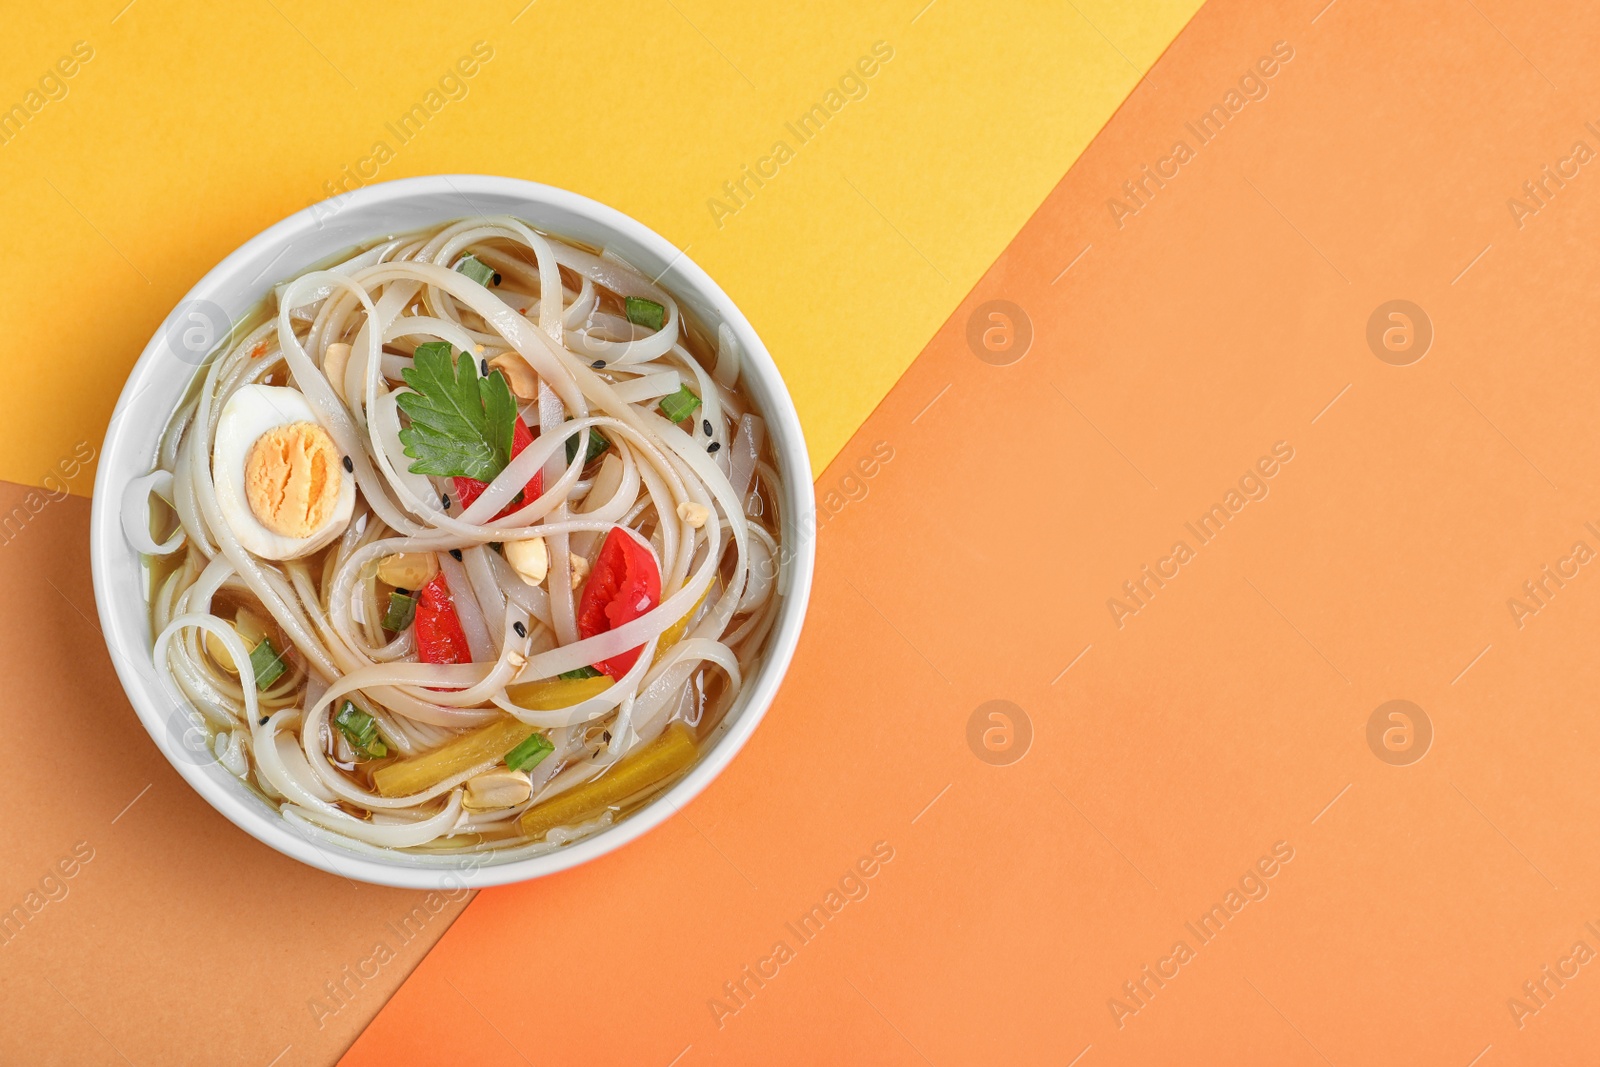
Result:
[346, 0, 1600, 1063]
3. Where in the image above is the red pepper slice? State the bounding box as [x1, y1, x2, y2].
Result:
[576, 528, 663, 678]
[414, 571, 472, 665]
[453, 419, 543, 521]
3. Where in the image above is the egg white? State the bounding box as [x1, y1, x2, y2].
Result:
[212, 384, 355, 560]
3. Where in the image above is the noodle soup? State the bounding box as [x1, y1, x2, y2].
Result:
[128, 217, 785, 859]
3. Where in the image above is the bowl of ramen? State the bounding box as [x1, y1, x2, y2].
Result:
[90, 175, 814, 888]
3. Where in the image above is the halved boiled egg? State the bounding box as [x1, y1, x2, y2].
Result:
[212, 384, 355, 559]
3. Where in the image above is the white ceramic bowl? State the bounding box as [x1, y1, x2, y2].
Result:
[90, 175, 815, 889]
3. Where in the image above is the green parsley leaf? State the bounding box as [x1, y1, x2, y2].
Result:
[658, 385, 702, 424]
[505, 732, 554, 772]
[625, 296, 666, 331]
[396, 342, 518, 481]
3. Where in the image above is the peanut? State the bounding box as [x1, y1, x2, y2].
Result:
[376, 552, 438, 589]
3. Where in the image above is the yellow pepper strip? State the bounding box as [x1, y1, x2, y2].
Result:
[373, 717, 535, 798]
[504, 674, 614, 712]
[519, 723, 698, 839]
[651, 585, 711, 667]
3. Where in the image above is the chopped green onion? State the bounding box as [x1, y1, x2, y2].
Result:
[624, 296, 665, 331]
[249, 638, 288, 690]
[564, 425, 610, 466]
[382, 592, 417, 632]
[335, 701, 389, 759]
[658, 385, 702, 424]
[558, 666, 603, 680]
[505, 732, 554, 773]
[456, 255, 496, 287]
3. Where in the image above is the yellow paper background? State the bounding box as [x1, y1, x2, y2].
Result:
[0, 0, 1200, 493]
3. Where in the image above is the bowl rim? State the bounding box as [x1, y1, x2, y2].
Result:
[88, 174, 816, 889]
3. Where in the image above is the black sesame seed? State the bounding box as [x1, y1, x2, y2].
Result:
[480, 358, 489, 377]
[591, 359, 606, 369]
[706, 441, 721, 453]
[395, 588, 411, 597]
[702, 419, 712, 436]
[342, 455, 353, 473]
[258, 716, 269, 726]
[492, 272, 502, 286]
[513, 621, 527, 638]
[441, 493, 451, 510]
[602, 730, 611, 743]
[449, 549, 463, 561]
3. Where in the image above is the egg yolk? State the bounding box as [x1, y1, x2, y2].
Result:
[243, 421, 342, 538]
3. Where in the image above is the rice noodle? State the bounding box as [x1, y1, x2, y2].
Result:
[135, 217, 786, 857]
